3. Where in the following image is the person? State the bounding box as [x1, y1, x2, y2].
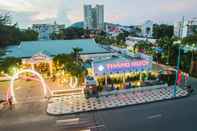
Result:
[8, 96, 13, 110]
[187, 85, 193, 94]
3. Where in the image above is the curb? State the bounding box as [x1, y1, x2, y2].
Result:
[47, 94, 189, 116]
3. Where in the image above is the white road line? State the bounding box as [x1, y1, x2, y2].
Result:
[88, 124, 105, 129]
[56, 118, 80, 125]
[147, 114, 162, 119]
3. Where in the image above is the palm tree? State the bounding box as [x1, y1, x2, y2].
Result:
[157, 37, 174, 64]
[72, 47, 83, 63]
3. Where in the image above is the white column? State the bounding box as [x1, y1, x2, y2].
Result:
[105, 74, 108, 90]
[49, 61, 53, 77]
[123, 72, 126, 88]
[31, 63, 35, 70]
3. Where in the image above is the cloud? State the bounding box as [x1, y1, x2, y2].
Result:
[159, 0, 197, 13]
[0, 0, 197, 27]
[31, 11, 57, 22]
[0, 0, 36, 12]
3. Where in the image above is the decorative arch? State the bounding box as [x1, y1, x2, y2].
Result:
[8, 69, 51, 103]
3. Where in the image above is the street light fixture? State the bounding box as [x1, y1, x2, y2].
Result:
[174, 43, 197, 97]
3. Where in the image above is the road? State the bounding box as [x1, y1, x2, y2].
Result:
[0, 77, 197, 131]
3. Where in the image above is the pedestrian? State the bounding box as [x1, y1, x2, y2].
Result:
[8, 96, 13, 110]
[187, 85, 193, 94]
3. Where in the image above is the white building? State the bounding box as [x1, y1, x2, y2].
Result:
[126, 36, 156, 49]
[84, 4, 104, 30]
[141, 20, 154, 38]
[95, 5, 104, 30]
[174, 21, 183, 38]
[84, 5, 93, 30]
[174, 18, 197, 38]
[32, 22, 65, 40]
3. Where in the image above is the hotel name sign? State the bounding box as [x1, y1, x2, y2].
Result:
[106, 60, 149, 70]
[93, 60, 152, 76]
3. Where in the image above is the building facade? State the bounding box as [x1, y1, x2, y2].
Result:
[141, 20, 154, 38]
[32, 22, 65, 40]
[174, 21, 183, 38]
[84, 4, 104, 31]
[174, 18, 197, 38]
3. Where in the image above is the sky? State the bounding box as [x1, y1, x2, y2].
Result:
[0, 0, 197, 28]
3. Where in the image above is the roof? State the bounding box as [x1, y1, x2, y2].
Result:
[93, 55, 142, 65]
[4, 39, 109, 58]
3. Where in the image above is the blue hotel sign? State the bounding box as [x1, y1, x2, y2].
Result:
[93, 60, 152, 76]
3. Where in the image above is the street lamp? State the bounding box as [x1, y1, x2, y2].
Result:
[174, 46, 181, 97]
[174, 43, 197, 97]
[189, 44, 196, 74]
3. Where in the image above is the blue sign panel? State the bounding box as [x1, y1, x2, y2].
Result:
[93, 59, 152, 76]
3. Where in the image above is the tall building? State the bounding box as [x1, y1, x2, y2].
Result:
[141, 20, 154, 38]
[174, 21, 183, 38]
[84, 4, 104, 30]
[84, 5, 93, 30]
[95, 5, 104, 30]
[174, 18, 197, 38]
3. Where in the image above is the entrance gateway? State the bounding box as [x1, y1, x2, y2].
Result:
[8, 69, 52, 103]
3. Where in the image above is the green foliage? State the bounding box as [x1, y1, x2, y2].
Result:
[134, 40, 154, 55]
[53, 53, 85, 77]
[50, 27, 90, 40]
[95, 32, 128, 48]
[153, 24, 174, 39]
[0, 13, 38, 47]
[182, 34, 197, 44]
[0, 57, 21, 75]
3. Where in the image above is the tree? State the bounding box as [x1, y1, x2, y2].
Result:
[0, 13, 11, 25]
[182, 34, 197, 44]
[157, 37, 174, 64]
[153, 24, 174, 39]
[72, 48, 83, 63]
[0, 13, 38, 47]
[53, 53, 86, 86]
[0, 57, 21, 75]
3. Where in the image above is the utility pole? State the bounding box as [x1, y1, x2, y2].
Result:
[174, 47, 181, 97]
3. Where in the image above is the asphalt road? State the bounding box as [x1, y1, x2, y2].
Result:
[0, 77, 196, 131]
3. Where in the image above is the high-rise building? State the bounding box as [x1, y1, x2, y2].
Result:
[141, 20, 154, 38]
[174, 21, 183, 38]
[174, 18, 197, 38]
[84, 5, 93, 30]
[84, 4, 104, 30]
[95, 5, 104, 30]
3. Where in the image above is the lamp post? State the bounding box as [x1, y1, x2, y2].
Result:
[174, 46, 181, 97]
[189, 44, 195, 74]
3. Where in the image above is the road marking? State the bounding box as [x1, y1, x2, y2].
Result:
[56, 118, 80, 125]
[147, 114, 162, 119]
[88, 124, 105, 129]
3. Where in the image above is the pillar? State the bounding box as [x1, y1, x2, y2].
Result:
[123, 72, 126, 88]
[31, 63, 35, 70]
[105, 74, 108, 90]
[49, 61, 53, 77]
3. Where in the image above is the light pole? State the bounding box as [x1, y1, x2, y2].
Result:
[189, 44, 195, 74]
[174, 46, 181, 97]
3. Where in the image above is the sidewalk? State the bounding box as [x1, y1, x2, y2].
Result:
[47, 86, 188, 115]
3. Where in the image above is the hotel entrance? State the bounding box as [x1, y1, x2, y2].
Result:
[85, 55, 160, 93]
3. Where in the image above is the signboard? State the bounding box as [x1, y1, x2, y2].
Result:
[93, 59, 152, 76]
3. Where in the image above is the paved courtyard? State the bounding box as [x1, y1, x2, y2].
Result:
[47, 86, 188, 115]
